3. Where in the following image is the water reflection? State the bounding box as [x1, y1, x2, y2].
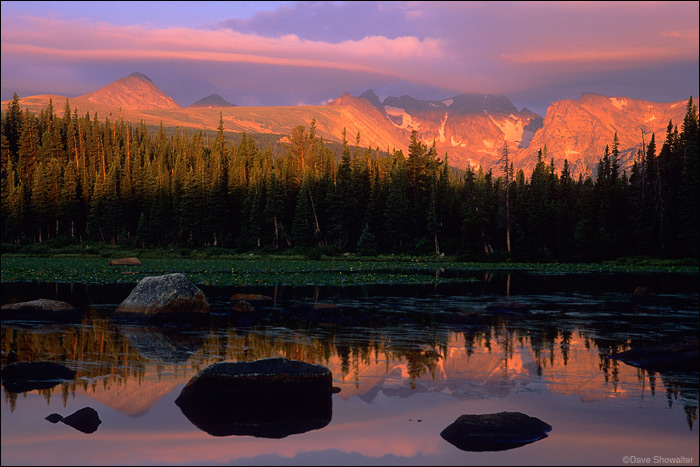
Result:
[176, 387, 333, 438]
[1, 274, 698, 465]
[1, 315, 697, 430]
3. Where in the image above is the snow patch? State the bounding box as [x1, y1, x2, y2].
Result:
[451, 136, 466, 147]
[438, 113, 448, 143]
[442, 99, 454, 107]
[384, 106, 420, 131]
[488, 115, 524, 143]
[671, 102, 682, 108]
[610, 97, 628, 110]
[565, 150, 580, 157]
[483, 139, 495, 149]
[429, 102, 439, 107]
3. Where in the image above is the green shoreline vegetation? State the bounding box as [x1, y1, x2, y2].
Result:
[1, 242, 697, 287]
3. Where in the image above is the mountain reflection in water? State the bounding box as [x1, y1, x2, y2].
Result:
[1, 273, 698, 466]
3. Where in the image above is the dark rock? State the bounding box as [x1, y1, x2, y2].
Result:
[1, 361, 76, 393]
[230, 300, 259, 325]
[113, 273, 209, 324]
[108, 257, 142, 266]
[45, 413, 64, 423]
[232, 301, 256, 314]
[175, 358, 334, 438]
[230, 294, 273, 307]
[631, 286, 657, 306]
[440, 411, 552, 452]
[1, 299, 82, 323]
[46, 407, 101, 433]
[609, 338, 698, 372]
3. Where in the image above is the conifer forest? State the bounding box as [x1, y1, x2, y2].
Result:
[1, 95, 698, 261]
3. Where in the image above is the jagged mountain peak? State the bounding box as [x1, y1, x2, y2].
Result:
[328, 91, 389, 122]
[448, 93, 518, 115]
[382, 93, 522, 117]
[359, 89, 386, 115]
[78, 72, 181, 110]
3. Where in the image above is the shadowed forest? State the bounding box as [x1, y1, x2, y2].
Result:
[1, 95, 698, 261]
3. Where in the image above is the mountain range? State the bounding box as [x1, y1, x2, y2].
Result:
[2, 72, 695, 176]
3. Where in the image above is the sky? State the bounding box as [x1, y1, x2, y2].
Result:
[1, 1, 698, 116]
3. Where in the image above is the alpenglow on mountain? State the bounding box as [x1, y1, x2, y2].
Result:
[1, 72, 695, 176]
[79, 72, 181, 110]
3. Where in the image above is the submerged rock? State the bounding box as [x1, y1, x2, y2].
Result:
[631, 286, 658, 307]
[609, 338, 698, 372]
[175, 358, 335, 438]
[1, 299, 82, 322]
[118, 326, 204, 363]
[440, 411, 552, 452]
[1, 361, 76, 393]
[230, 294, 273, 307]
[45, 407, 101, 433]
[113, 273, 209, 324]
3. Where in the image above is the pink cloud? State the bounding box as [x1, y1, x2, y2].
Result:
[1, 16, 444, 77]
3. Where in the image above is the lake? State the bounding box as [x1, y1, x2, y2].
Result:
[1, 269, 698, 466]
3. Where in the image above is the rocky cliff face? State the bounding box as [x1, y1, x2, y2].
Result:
[79, 72, 181, 110]
[329, 91, 543, 170]
[514, 93, 694, 176]
[373, 93, 542, 170]
[4, 72, 694, 177]
[336, 90, 692, 176]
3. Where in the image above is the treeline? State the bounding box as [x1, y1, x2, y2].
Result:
[1, 94, 698, 260]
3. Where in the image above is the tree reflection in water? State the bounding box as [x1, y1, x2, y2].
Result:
[2, 291, 697, 431]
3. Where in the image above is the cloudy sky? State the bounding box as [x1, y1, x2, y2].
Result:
[1, 1, 698, 116]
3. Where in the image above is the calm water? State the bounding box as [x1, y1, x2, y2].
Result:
[1, 271, 698, 466]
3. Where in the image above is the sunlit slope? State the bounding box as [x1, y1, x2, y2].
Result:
[2, 94, 409, 154]
[514, 93, 697, 176]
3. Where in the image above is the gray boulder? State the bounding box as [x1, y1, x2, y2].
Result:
[441, 411, 552, 452]
[1, 299, 82, 322]
[175, 358, 336, 438]
[113, 273, 209, 323]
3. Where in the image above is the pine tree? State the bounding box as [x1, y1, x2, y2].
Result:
[383, 161, 413, 251]
[292, 176, 314, 248]
[500, 143, 513, 254]
[263, 171, 285, 249]
[678, 98, 699, 257]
